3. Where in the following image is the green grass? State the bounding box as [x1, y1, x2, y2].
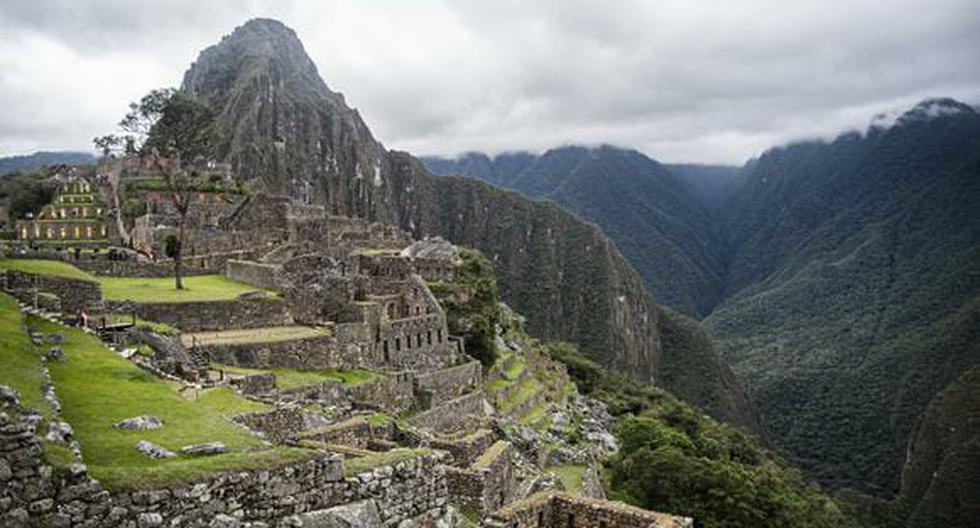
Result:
[504, 357, 526, 380]
[213, 364, 380, 389]
[0, 258, 95, 282]
[0, 294, 50, 416]
[498, 378, 542, 415]
[190, 387, 270, 417]
[25, 316, 317, 490]
[473, 440, 510, 468]
[99, 275, 276, 303]
[548, 464, 586, 492]
[520, 402, 552, 426]
[343, 448, 431, 477]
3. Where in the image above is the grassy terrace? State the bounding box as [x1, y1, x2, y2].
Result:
[21, 315, 315, 490]
[100, 275, 275, 303]
[0, 258, 96, 282]
[0, 294, 51, 415]
[213, 364, 380, 389]
[182, 326, 331, 347]
[547, 464, 586, 492]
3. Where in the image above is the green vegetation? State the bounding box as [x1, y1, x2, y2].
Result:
[190, 387, 270, 416]
[547, 464, 586, 492]
[343, 448, 432, 477]
[547, 340, 853, 528]
[99, 274, 274, 303]
[0, 258, 96, 282]
[0, 170, 57, 221]
[0, 293, 50, 414]
[429, 248, 501, 368]
[25, 316, 315, 490]
[213, 364, 379, 389]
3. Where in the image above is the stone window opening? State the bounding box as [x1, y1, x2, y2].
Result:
[383, 340, 390, 362]
[437, 329, 443, 343]
[395, 338, 401, 351]
[406, 335, 412, 349]
[567, 514, 574, 528]
[417, 334, 423, 347]
[427, 331, 432, 345]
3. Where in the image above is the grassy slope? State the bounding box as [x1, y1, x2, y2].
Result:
[0, 293, 50, 414]
[0, 258, 96, 282]
[99, 274, 273, 303]
[26, 316, 314, 490]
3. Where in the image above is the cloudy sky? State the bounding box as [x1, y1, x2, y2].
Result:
[1, 0, 979, 164]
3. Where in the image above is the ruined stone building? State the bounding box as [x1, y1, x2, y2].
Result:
[15, 175, 108, 247]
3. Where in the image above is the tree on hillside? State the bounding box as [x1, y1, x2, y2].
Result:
[94, 88, 220, 289]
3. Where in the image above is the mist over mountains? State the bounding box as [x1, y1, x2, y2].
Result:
[424, 98, 980, 508]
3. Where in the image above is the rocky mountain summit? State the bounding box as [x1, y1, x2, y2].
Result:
[180, 18, 756, 431]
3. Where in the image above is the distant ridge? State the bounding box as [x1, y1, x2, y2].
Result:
[0, 151, 95, 176]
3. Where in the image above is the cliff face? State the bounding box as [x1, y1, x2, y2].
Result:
[900, 366, 980, 528]
[180, 18, 756, 430]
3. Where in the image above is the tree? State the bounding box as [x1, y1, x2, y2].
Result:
[94, 88, 220, 289]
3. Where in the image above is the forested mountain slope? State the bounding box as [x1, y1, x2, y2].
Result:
[424, 146, 729, 316]
[423, 99, 980, 521]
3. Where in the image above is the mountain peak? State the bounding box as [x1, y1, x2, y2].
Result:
[869, 97, 976, 131]
[182, 18, 330, 103]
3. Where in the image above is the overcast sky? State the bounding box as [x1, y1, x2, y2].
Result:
[1, 0, 979, 164]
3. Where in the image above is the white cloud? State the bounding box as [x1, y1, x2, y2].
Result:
[1, 0, 978, 164]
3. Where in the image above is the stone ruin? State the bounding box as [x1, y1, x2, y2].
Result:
[0, 189, 694, 527]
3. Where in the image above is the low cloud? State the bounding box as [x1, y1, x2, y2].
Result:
[1, 0, 978, 164]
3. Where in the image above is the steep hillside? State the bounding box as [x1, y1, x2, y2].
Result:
[900, 366, 980, 528]
[707, 99, 980, 494]
[179, 18, 756, 430]
[424, 99, 980, 507]
[424, 146, 728, 316]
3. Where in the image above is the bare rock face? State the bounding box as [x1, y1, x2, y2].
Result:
[115, 415, 163, 431]
[135, 440, 175, 459]
[400, 237, 458, 261]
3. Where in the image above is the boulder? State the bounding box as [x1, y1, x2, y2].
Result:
[135, 440, 175, 459]
[46, 347, 66, 362]
[180, 442, 227, 456]
[239, 290, 275, 300]
[114, 415, 163, 430]
[46, 332, 65, 345]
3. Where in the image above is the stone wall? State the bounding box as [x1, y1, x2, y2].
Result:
[203, 324, 378, 372]
[296, 417, 379, 449]
[378, 313, 456, 371]
[0, 387, 109, 528]
[104, 451, 450, 527]
[415, 361, 483, 406]
[106, 298, 292, 332]
[225, 259, 282, 289]
[430, 429, 496, 466]
[446, 441, 517, 516]
[1, 270, 102, 313]
[482, 492, 694, 528]
[278, 372, 415, 416]
[346, 372, 416, 415]
[411, 390, 487, 433]
[232, 407, 310, 444]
